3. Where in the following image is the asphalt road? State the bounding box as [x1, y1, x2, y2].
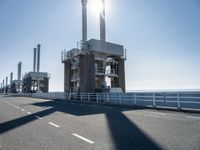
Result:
[0, 95, 199, 150]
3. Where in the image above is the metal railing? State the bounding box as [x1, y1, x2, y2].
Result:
[6, 91, 200, 111]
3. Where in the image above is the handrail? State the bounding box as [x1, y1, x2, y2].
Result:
[4, 91, 200, 111]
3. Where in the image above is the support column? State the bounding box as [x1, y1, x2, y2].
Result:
[64, 61, 70, 93]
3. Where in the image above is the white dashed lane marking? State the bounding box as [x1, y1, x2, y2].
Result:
[72, 133, 95, 144]
[48, 122, 60, 128]
[27, 112, 32, 115]
[35, 116, 43, 120]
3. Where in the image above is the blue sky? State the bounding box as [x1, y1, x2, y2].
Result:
[0, 0, 200, 91]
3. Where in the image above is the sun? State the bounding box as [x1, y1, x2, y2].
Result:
[88, 0, 104, 16]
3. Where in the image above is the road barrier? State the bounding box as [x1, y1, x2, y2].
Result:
[5, 91, 200, 111]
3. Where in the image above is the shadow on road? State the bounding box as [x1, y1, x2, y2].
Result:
[0, 98, 161, 150]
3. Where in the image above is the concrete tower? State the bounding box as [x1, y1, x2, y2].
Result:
[62, 0, 126, 93]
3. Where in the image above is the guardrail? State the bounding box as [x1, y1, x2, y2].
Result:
[6, 91, 200, 111]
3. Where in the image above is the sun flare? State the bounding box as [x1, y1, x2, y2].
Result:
[88, 0, 104, 16]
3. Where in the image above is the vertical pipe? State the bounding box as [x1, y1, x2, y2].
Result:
[82, 0, 87, 50]
[6, 77, 8, 86]
[3, 80, 4, 87]
[100, 0, 106, 41]
[10, 72, 13, 84]
[33, 48, 37, 72]
[37, 44, 41, 72]
[18, 62, 22, 80]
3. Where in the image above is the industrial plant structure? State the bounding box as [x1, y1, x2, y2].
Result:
[10, 62, 23, 93]
[22, 44, 50, 93]
[61, 0, 126, 93]
[0, 44, 50, 94]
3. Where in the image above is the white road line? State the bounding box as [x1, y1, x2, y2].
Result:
[13, 105, 16, 108]
[72, 133, 95, 144]
[186, 116, 200, 120]
[16, 106, 20, 109]
[27, 112, 32, 114]
[48, 122, 60, 128]
[21, 109, 25, 111]
[35, 116, 43, 120]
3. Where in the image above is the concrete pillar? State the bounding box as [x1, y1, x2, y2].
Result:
[3, 80, 4, 87]
[6, 77, 8, 86]
[10, 72, 13, 84]
[37, 44, 41, 72]
[64, 61, 70, 93]
[118, 58, 126, 92]
[33, 48, 37, 72]
[100, 0, 106, 41]
[82, 0, 88, 50]
[18, 62, 22, 80]
[80, 54, 95, 93]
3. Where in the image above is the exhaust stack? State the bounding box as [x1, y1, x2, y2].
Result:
[37, 44, 41, 72]
[6, 77, 8, 86]
[33, 48, 37, 72]
[82, 0, 88, 50]
[100, 0, 106, 41]
[10, 72, 13, 84]
[18, 62, 22, 80]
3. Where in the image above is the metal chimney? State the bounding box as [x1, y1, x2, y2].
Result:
[100, 0, 106, 41]
[37, 44, 41, 72]
[3, 80, 4, 87]
[33, 48, 37, 72]
[82, 0, 88, 50]
[18, 62, 22, 80]
[6, 77, 8, 86]
[10, 72, 13, 84]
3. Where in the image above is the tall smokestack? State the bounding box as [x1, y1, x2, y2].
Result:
[10, 72, 13, 84]
[18, 62, 22, 80]
[82, 0, 88, 50]
[100, 0, 106, 41]
[6, 77, 8, 86]
[3, 80, 4, 87]
[33, 48, 37, 72]
[37, 44, 40, 72]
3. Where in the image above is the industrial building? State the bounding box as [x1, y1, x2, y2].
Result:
[61, 0, 126, 93]
[0, 79, 6, 93]
[22, 44, 50, 93]
[10, 62, 23, 93]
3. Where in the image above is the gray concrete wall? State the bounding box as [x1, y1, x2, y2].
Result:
[64, 61, 71, 93]
[118, 58, 126, 92]
[80, 54, 95, 93]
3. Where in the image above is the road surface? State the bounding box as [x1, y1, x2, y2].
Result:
[0, 95, 199, 150]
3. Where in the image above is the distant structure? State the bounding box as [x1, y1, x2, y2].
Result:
[0, 82, 3, 93]
[0, 79, 5, 93]
[22, 44, 50, 93]
[10, 62, 23, 93]
[61, 0, 126, 93]
[5, 76, 8, 93]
